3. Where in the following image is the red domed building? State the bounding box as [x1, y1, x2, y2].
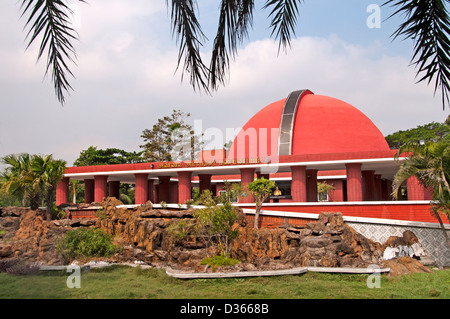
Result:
[58, 90, 438, 225]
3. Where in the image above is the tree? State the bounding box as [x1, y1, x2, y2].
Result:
[17, 1, 450, 109]
[31, 154, 67, 220]
[247, 177, 276, 228]
[73, 146, 144, 166]
[385, 120, 450, 149]
[140, 109, 200, 162]
[392, 140, 450, 248]
[1, 153, 41, 209]
[1, 153, 67, 219]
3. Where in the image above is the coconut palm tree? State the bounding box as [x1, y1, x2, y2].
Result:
[30, 154, 67, 220]
[17, 0, 450, 109]
[392, 140, 450, 247]
[1, 153, 41, 209]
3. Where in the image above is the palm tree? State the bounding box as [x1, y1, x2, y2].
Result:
[17, 0, 450, 109]
[31, 154, 67, 221]
[392, 140, 450, 247]
[1, 153, 41, 209]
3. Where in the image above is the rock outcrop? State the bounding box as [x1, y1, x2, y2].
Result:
[0, 202, 435, 276]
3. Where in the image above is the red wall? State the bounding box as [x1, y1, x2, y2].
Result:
[240, 202, 448, 224]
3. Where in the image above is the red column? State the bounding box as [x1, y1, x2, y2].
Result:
[407, 176, 434, 201]
[240, 168, 255, 203]
[291, 166, 307, 202]
[109, 181, 120, 200]
[306, 169, 318, 202]
[148, 179, 155, 203]
[374, 174, 382, 201]
[158, 176, 171, 203]
[328, 180, 344, 202]
[170, 181, 179, 203]
[84, 179, 94, 204]
[56, 177, 69, 206]
[346, 163, 363, 202]
[362, 170, 375, 201]
[135, 174, 148, 205]
[94, 175, 108, 203]
[178, 171, 192, 204]
[198, 174, 212, 195]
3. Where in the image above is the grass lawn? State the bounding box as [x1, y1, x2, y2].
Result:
[0, 265, 448, 299]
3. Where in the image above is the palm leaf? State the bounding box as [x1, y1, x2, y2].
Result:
[167, 0, 210, 93]
[263, 0, 302, 53]
[20, 0, 85, 105]
[384, 0, 450, 109]
[209, 0, 254, 89]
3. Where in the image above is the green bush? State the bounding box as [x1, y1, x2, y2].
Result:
[201, 254, 239, 271]
[57, 228, 118, 260]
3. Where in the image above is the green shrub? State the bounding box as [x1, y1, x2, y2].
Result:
[201, 254, 239, 271]
[57, 227, 117, 259]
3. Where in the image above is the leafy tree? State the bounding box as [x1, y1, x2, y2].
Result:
[385, 121, 450, 149]
[392, 140, 450, 248]
[31, 154, 67, 220]
[17, 1, 450, 109]
[247, 177, 276, 229]
[73, 146, 144, 166]
[140, 109, 200, 162]
[1, 154, 41, 209]
[317, 181, 335, 201]
[1, 153, 67, 219]
[194, 186, 241, 257]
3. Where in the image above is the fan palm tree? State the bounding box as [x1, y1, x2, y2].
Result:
[17, 0, 450, 109]
[30, 154, 67, 220]
[1, 153, 41, 209]
[392, 140, 450, 247]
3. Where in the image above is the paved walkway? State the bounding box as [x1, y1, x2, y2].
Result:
[165, 266, 391, 279]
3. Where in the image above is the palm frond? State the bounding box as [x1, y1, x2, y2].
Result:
[263, 0, 302, 53]
[20, 0, 85, 105]
[167, 0, 210, 93]
[209, 0, 254, 89]
[384, 0, 450, 109]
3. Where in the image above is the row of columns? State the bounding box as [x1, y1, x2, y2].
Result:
[56, 164, 433, 206]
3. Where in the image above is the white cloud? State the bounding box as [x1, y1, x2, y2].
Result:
[0, 0, 448, 168]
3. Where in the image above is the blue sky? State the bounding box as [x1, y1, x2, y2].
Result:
[0, 0, 448, 166]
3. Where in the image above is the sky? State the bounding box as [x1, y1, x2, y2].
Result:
[0, 0, 449, 167]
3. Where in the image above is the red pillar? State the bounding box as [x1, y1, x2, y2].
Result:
[346, 163, 363, 202]
[328, 180, 344, 202]
[94, 175, 108, 203]
[158, 176, 171, 203]
[84, 179, 94, 204]
[109, 181, 120, 200]
[148, 179, 155, 203]
[135, 174, 148, 205]
[170, 181, 179, 203]
[56, 177, 69, 206]
[306, 169, 318, 202]
[381, 179, 389, 201]
[374, 174, 382, 201]
[407, 176, 434, 201]
[240, 168, 255, 203]
[362, 170, 376, 201]
[178, 171, 192, 204]
[198, 174, 212, 195]
[291, 166, 307, 202]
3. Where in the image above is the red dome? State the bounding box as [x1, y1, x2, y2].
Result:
[228, 90, 390, 160]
